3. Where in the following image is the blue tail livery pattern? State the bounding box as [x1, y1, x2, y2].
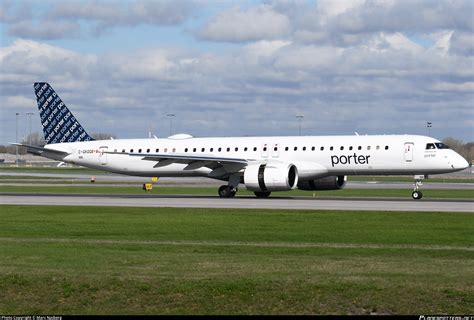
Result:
[34, 82, 94, 144]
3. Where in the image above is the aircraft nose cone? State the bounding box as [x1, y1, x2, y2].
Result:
[453, 155, 469, 170]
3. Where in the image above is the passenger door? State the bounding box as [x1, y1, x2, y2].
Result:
[99, 146, 108, 165]
[404, 142, 414, 162]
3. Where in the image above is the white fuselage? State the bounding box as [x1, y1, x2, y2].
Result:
[48, 134, 468, 180]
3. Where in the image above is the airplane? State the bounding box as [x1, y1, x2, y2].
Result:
[13, 82, 469, 200]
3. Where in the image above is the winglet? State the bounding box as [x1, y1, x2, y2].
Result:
[34, 82, 94, 144]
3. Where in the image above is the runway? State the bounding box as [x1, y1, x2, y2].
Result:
[1, 193, 472, 212]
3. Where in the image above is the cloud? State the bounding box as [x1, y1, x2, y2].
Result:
[1, 0, 195, 40]
[7, 21, 80, 40]
[0, 39, 96, 80]
[0, 0, 473, 142]
[449, 31, 474, 56]
[51, 0, 194, 32]
[198, 5, 291, 42]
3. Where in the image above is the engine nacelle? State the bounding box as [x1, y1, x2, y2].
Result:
[298, 175, 346, 191]
[244, 163, 298, 192]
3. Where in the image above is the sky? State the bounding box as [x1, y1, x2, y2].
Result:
[0, 0, 473, 144]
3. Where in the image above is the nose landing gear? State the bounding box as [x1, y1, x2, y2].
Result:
[412, 175, 424, 200]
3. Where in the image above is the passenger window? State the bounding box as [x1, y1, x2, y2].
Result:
[253, 147, 257, 151]
[227, 147, 230, 152]
[311, 146, 315, 151]
[130, 149, 134, 153]
[303, 146, 306, 151]
[156, 149, 159, 153]
[193, 148, 196, 152]
[164, 148, 168, 152]
[294, 147, 297, 151]
[235, 147, 238, 151]
[263, 147, 267, 152]
[147, 149, 150, 153]
[122, 149, 125, 153]
[376, 146, 380, 150]
[210, 148, 214, 152]
[330, 146, 334, 151]
[349, 146, 353, 151]
[320, 147, 324, 151]
[385, 146, 389, 150]
[358, 146, 362, 150]
[244, 147, 247, 151]
[274, 147, 278, 151]
[340, 146, 344, 151]
[138, 149, 142, 153]
[285, 147, 289, 151]
[172, 148, 176, 152]
[185, 148, 188, 152]
[202, 148, 205, 152]
[367, 146, 371, 151]
[218, 147, 222, 152]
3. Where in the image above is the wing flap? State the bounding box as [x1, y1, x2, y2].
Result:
[139, 153, 248, 164]
[106, 151, 249, 173]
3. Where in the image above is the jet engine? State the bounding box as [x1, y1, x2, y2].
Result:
[244, 162, 298, 192]
[297, 175, 346, 190]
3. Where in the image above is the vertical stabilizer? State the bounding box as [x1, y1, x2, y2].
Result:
[34, 82, 94, 144]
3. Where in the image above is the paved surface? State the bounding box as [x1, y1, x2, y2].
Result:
[1, 181, 473, 190]
[1, 194, 472, 212]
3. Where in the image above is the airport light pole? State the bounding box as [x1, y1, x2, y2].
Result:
[296, 115, 304, 136]
[26, 112, 34, 145]
[427, 121, 432, 136]
[15, 112, 19, 165]
[167, 113, 175, 136]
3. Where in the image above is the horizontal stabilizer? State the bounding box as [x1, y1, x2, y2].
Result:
[11, 143, 70, 160]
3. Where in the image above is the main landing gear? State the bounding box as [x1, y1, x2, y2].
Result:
[218, 174, 239, 198]
[254, 191, 271, 198]
[412, 175, 424, 200]
[218, 185, 237, 198]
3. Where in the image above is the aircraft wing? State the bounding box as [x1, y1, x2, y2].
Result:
[107, 151, 249, 174]
[10, 143, 70, 160]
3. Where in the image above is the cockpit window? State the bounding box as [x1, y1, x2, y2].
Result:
[425, 143, 436, 150]
[435, 142, 450, 149]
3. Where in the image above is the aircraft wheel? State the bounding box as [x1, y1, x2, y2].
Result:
[254, 191, 271, 198]
[218, 185, 235, 198]
[412, 190, 423, 200]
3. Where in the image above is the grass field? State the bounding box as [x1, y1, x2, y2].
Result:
[0, 205, 473, 315]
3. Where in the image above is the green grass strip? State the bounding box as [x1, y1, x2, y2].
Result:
[0, 205, 473, 314]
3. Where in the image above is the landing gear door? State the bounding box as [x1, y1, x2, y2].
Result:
[99, 146, 108, 165]
[404, 142, 414, 162]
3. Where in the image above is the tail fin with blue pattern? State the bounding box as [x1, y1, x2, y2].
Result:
[34, 82, 94, 144]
